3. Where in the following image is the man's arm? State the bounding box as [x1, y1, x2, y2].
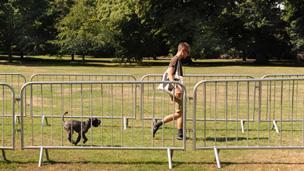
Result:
[167, 67, 175, 81]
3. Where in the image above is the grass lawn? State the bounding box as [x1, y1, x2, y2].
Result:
[1, 56, 304, 170]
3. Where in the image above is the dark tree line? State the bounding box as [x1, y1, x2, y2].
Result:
[0, 0, 303, 63]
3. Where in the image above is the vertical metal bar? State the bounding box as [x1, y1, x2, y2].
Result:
[214, 82, 217, 145]
[111, 84, 114, 146]
[1, 86, 4, 147]
[81, 84, 83, 146]
[291, 80, 295, 145]
[253, 82, 257, 121]
[152, 83, 155, 146]
[90, 84, 93, 146]
[140, 83, 144, 145]
[302, 81, 304, 145]
[193, 83, 198, 150]
[24, 76, 27, 117]
[161, 86, 164, 147]
[236, 82, 239, 141]
[20, 85, 25, 149]
[41, 84, 44, 146]
[247, 82, 250, 145]
[172, 85, 176, 146]
[30, 84, 33, 146]
[51, 84, 53, 145]
[295, 80, 299, 122]
[100, 84, 103, 146]
[235, 81, 240, 142]
[204, 83, 207, 147]
[225, 82, 228, 145]
[132, 83, 135, 145]
[121, 84, 123, 146]
[61, 84, 64, 146]
[280, 81, 283, 146]
[182, 84, 186, 149]
[273, 81, 277, 133]
[12, 84, 16, 150]
[258, 81, 262, 146]
[288, 80, 291, 120]
[268, 81, 271, 145]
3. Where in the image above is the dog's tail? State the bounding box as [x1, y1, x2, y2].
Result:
[62, 111, 68, 122]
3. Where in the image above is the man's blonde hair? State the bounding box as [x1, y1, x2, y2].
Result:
[178, 42, 190, 52]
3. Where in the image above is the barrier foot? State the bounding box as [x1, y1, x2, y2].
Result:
[38, 147, 44, 167]
[272, 120, 280, 133]
[41, 116, 49, 126]
[2, 149, 7, 161]
[214, 147, 221, 168]
[45, 149, 50, 161]
[240, 120, 245, 133]
[14, 115, 20, 125]
[167, 148, 173, 169]
[123, 117, 128, 130]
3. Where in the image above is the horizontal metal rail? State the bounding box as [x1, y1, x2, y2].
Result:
[261, 74, 304, 79]
[30, 73, 137, 82]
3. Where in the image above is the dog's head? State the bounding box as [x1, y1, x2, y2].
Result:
[89, 118, 101, 127]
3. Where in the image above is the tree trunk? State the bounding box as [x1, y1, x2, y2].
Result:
[7, 44, 12, 63]
[20, 51, 24, 60]
[71, 54, 75, 61]
[255, 53, 268, 64]
[82, 55, 85, 63]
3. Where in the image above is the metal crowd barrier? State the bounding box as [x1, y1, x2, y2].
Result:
[31, 73, 137, 82]
[29, 74, 137, 126]
[0, 73, 27, 94]
[0, 83, 15, 160]
[193, 78, 304, 168]
[141, 74, 254, 100]
[141, 74, 254, 123]
[262, 74, 304, 79]
[0, 73, 26, 123]
[261, 74, 304, 132]
[20, 81, 187, 169]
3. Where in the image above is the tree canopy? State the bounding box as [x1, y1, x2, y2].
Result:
[0, 0, 304, 63]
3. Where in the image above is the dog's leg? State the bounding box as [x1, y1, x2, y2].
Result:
[68, 132, 74, 144]
[74, 133, 81, 145]
[82, 132, 88, 144]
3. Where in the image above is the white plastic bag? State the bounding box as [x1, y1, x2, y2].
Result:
[157, 72, 174, 96]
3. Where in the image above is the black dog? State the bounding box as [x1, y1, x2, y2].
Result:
[62, 111, 101, 145]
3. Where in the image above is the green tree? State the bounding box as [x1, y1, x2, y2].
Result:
[0, 0, 22, 62]
[56, 0, 103, 62]
[227, 0, 291, 63]
[135, 0, 237, 58]
[284, 0, 304, 53]
[96, 0, 164, 62]
[0, 0, 65, 61]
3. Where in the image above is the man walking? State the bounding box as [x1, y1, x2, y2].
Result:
[153, 42, 190, 140]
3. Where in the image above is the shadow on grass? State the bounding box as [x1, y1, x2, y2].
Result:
[1, 55, 304, 67]
[200, 137, 269, 142]
[12, 160, 304, 168]
[221, 161, 304, 167]
[2, 156, 304, 168]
